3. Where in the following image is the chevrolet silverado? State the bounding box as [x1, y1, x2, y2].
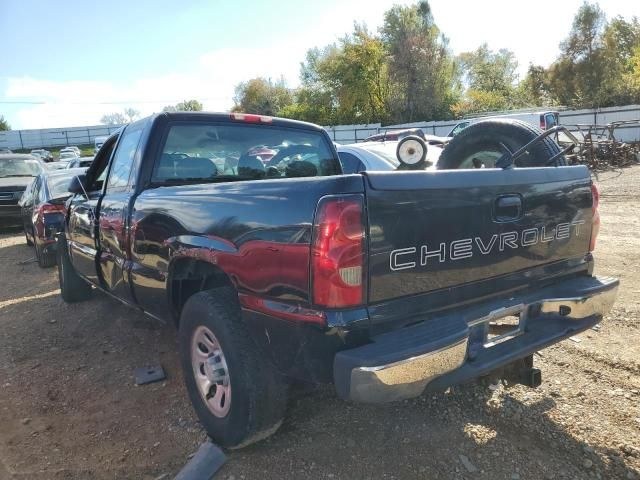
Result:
[57, 112, 618, 448]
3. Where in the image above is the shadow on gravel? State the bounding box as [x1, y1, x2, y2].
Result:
[0, 241, 55, 303]
[226, 379, 638, 479]
[0, 282, 637, 479]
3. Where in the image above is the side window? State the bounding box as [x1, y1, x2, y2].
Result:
[338, 152, 365, 174]
[31, 178, 42, 205]
[544, 113, 557, 129]
[21, 178, 37, 207]
[38, 179, 47, 203]
[449, 122, 468, 137]
[106, 126, 142, 190]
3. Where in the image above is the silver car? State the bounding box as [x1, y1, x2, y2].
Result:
[336, 141, 442, 173]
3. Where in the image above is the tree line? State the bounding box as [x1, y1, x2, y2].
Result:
[233, 1, 640, 125]
[100, 100, 204, 125]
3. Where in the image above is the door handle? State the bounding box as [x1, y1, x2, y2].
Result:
[494, 194, 522, 222]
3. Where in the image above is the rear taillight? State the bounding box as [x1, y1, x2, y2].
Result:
[590, 183, 600, 251]
[229, 113, 273, 123]
[38, 203, 65, 216]
[540, 116, 546, 129]
[311, 195, 366, 308]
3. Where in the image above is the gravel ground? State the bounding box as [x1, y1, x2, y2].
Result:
[0, 166, 638, 480]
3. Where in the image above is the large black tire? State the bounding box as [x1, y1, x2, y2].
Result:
[179, 287, 288, 448]
[438, 119, 566, 169]
[57, 236, 92, 302]
[35, 241, 56, 268]
[25, 227, 33, 246]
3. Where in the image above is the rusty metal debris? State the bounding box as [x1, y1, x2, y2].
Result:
[557, 120, 640, 170]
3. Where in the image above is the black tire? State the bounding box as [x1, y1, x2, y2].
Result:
[35, 241, 56, 268]
[25, 227, 33, 246]
[438, 119, 566, 169]
[179, 287, 288, 448]
[57, 236, 92, 302]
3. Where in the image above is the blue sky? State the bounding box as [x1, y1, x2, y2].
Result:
[1, 0, 638, 129]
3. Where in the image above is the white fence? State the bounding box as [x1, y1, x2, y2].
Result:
[1, 104, 639, 150]
[0, 124, 125, 151]
[323, 104, 640, 144]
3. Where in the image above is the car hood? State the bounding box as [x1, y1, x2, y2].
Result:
[0, 176, 34, 189]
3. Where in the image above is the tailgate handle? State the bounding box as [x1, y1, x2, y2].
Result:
[494, 194, 522, 222]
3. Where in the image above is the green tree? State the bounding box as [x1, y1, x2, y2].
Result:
[457, 44, 518, 96]
[626, 46, 640, 100]
[546, 2, 609, 107]
[545, 3, 640, 108]
[294, 25, 390, 125]
[452, 44, 520, 116]
[516, 64, 551, 107]
[164, 99, 203, 112]
[279, 86, 335, 125]
[381, 1, 458, 122]
[601, 16, 640, 104]
[232, 77, 293, 116]
[0, 115, 10, 131]
[451, 89, 510, 118]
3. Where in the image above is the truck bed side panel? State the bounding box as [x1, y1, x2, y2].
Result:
[129, 175, 364, 322]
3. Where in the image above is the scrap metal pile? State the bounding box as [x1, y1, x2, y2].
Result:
[557, 120, 640, 170]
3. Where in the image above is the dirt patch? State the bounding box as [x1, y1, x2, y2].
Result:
[0, 167, 639, 480]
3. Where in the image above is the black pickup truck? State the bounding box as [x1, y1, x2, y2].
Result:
[57, 112, 618, 448]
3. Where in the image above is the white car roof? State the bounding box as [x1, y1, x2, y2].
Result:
[337, 141, 441, 171]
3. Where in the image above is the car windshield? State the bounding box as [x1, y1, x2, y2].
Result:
[152, 123, 340, 184]
[47, 174, 75, 198]
[360, 144, 400, 167]
[0, 158, 43, 178]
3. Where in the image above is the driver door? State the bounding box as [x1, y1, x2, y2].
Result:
[67, 135, 117, 284]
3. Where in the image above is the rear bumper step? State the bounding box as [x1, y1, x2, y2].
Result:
[334, 275, 618, 403]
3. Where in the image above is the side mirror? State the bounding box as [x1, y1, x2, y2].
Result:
[396, 135, 428, 170]
[68, 175, 88, 196]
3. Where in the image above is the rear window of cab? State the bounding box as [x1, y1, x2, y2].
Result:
[152, 123, 340, 184]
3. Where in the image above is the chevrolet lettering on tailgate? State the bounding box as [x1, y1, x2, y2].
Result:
[390, 221, 586, 271]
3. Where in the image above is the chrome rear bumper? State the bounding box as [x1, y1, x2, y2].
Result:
[335, 275, 618, 403]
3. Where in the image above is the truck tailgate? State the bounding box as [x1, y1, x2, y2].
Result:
[365, 167, 594, 308]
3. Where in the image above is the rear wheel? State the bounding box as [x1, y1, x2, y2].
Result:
[35, 241, 56, 268]
[25, 227, 33, 246]
[438, 119, 566, 169]
[57, 236, 92, 302]
[179, 287, 288, 448]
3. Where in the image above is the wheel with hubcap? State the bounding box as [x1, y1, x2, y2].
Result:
[179, 286, 288, 448]
[191, 325, 232, 418]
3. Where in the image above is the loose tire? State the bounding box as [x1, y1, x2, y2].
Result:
[35, 241, 56, 268]
[438, 119, 566, 170]
[179, 287, 288, 448]
[57, 235, 92, 302]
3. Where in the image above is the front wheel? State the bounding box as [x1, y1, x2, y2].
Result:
[57, 235, 92, 302]
[179, 287, 288, 448]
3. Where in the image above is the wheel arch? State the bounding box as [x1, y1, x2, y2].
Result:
[167, 256, 236, 326]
